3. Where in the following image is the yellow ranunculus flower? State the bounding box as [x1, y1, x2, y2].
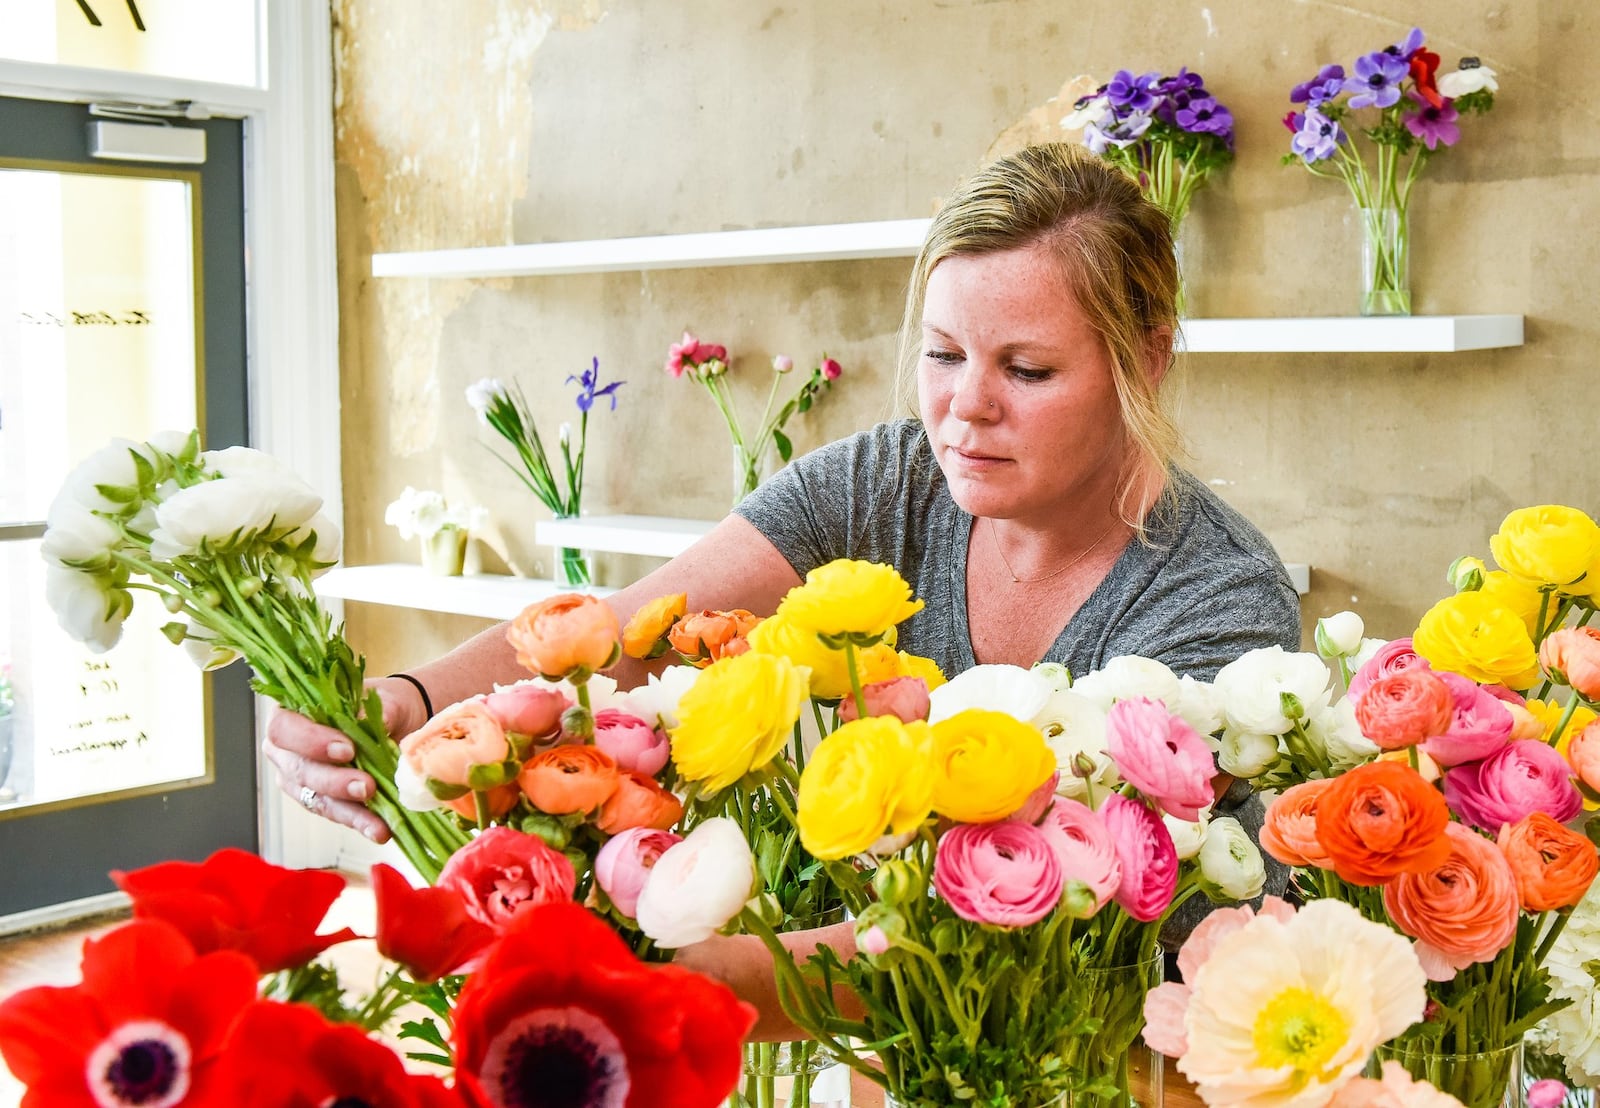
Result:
[620, 591, 687, 659]
[1413, 591, 1540, 690]
[797, 717, 934, 860]
[1480, 570, 1543, 637]
[929, 709, 1056, 823]
[896, 651, 947, 692]
[776, 559, 924, 640]
[746, 613, 851, 701]
[669, 651, 808, 791]
[1526, 697, 1598, 751]
[858, 642, 903, 685]
[1489, 505, 1600, 592]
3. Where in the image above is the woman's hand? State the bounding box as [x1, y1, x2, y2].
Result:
[261, 676, 430, 843]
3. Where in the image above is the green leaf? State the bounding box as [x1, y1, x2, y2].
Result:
[773, 428, 793, 462]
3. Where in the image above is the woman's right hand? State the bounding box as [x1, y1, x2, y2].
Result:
[261, 676, 430, 843]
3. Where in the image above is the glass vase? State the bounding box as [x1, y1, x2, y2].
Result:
[1359, 205, 1411, 317]
[729, 1040, 846, 1108]
[419, 528, 466, 576]
[731, 441, 768, 509]
[887, 1093, 1066, 1108]
[1371, 1039, 1524, 1108]
[550, 514, 592, 588]
[1064, 953, 1165, 1107]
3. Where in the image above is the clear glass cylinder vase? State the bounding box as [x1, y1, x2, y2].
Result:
[1359, 205, 1411, 317]
[731, 441, 767, 509]
[1371, 1038, 1524, 1108]
[550, 514, 592, 588]
[729, 1040, 845, 1108]
[887, 1093, 1066, 1108]
[1064, 953, 1165, 1107]
[419, 528, 466, 576]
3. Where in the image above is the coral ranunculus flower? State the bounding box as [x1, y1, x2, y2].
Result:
[1313, 761, 1452, 886]
[398, 698, 512, 792]
[506, 593, 621, 679]
[1413, 589, 1540, 691]
[1541, 626, 1600, 700]
[517, 744, 621, 816]
[0, 919, 258, 1107]
[1355, 669, 1454, 750]
[930, 708, 1057, 823]
[1489, 504, 1600, 592]
[669, 650, 807, 791]
[437, 825, 576, 933]
[797, 716, 934, 860]
[371, 862, 495, 983]
[776, 558, 924, 641]
[620, 591, 687, 659]
[595, 770, 684, 834]
[1260, 779, 1335, 868]
[1497, 812, 1600, 912]
[112, 847, 357, 972]
[1383, 822, 1520, 980]
[666, 607, 761, 666]
[453, 902, 756, 1108]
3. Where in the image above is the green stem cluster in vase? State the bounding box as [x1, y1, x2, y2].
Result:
[1284, 26, 1499, 316]
[664, 333, 841, 508]
[466, 357, 624, 587]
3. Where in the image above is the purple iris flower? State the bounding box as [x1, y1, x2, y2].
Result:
[1344, 50, 1410, 109]
[1176, 96, 1233, 139]
[1290, 64, 1347, 106]
[1290, 107, 1345, 163]
[567, 357, 624, 413]
[1387, 27, 1425, 59]
[1403, 91, 1459, 149]
[1104, 69, 1161, 114]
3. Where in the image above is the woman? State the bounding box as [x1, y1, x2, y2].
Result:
[266, 144, 1299, 1029]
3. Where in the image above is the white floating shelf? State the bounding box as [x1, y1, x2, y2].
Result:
[1285, 563, 1311, 596]
[316, 564, 614, 621]
[1179, 314, 1523, 353]
[371, 218, 931, 279]
[534, 514, 715, 559]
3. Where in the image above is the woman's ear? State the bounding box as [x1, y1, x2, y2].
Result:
[1143, 327, 1175, 388]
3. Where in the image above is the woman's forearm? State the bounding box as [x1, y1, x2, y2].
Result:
[674, 920, 861, 1041]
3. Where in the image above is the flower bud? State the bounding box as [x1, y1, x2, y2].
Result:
[820, 356, 842, 381]
[560, 704, 595, 741]
[559, 422, 573, 448]
[1448, 555, 1486, 593]
[1060, 880, 1100, 919]
[748, 891, 785, 930]
[160, 621, 188, 645]
[237, 575, 264, 600]
[198, 586, 222, 607]
[1071, 751, 1099, 779]
[162, 591, 185, 614]
[871, 859, 922, 906]
[852, 904, 907, 958]
[771, 354, 794, 373]
[1314, 611, 1365, 657]
[1032, 661, 1072, 691]
[517, 811, 572, 851]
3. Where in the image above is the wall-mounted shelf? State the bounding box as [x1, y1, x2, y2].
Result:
[371, 218, 931, 279]
[315, 564, 614, 620]
[1179, 315, 1523, 353]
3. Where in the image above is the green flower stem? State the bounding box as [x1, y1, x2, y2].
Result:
[1548, 694, 1583, 748]
[843, 641, 869, 721]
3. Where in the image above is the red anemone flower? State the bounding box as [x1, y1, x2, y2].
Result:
[0, 919, 257, 1108]
[1410, 48, 1444, 108]
[452, 902, 756, 1108]
[112, 847, 358, 972]
[217, 1001, 463, 1107]
[372, 862, 496, 982]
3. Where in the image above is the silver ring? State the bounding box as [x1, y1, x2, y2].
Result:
[298, 785, 318, 812]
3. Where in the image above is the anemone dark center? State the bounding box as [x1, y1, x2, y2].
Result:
[107, 1039, 179, 1104]
[328, 1099, 376, 1108]
[482, 1007, 629, 1108]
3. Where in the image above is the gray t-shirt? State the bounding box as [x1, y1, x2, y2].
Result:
[737, 419, 1301, 680]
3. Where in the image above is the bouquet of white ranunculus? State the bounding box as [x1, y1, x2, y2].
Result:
[41, 432, 470, 880]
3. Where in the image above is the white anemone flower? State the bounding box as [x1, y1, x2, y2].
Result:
[1437, 61, 1498, 98]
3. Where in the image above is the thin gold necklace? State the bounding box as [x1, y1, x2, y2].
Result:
[987, 516, 1119, 585]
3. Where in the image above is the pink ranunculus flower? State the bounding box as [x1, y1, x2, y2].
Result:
[932, 821, 1063, 928]
[1104, 697, 1216, 821]
[837, 676, 931, 724]
[436, 825, 576, 934]
[481, 683, 569, 739]
[1036, 797, 1121, 910]
[1442, 739, 1583, 832]
[593, 827, 681, 919]
[1422, 671, 1514, 767]
[1012, 771, 1060, 825]
[1099, 793, 1179, 922]
[1347, 636, 1431, 704]
[592, 707, 671, 776]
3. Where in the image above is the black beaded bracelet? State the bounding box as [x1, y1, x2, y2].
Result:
[386, 672, 435, 720]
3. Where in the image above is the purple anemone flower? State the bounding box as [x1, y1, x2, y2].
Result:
[1344, 50, 1410, 109]
[1104, 69, 1161, 114]
[1156, 67, 1204, 96]
[1403, 92, 1460, 150]
[1290, 64, 1347, 106]
[1176, 96, 1234, 140]
[1290, 107, 1345, 163]
[1387, 26, 1426, 60]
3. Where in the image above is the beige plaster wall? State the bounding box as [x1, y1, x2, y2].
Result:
[330, 0, 1596, 675]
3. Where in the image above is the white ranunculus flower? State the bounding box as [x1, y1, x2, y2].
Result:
[1069, 655, 1182, 712]
[1218, 726, 1281, 778]
[1198, 816, 1266, 901]
[181, 624, 240, 671]
[57, 438, 148, 513]
[1164, 807, 1210, 861]
[155, 475, 322, 554]
[620, 664, 701, 731]
[1306, 697, 1379, 772]
[45, 566, 127, 653]
[927, 663, 1051, 725]
[1174, 675, 1224, 738]
[1314, 611, 1365, 658]
[145, 429, 194, 458]
[288, 510, 343, 570]
[465, 377, 506, 419]
[635, 817, 756, 949]
[393, 753, 444, 812]
[40, 501, 122, 568]
[1031, 688, 1120, 800]
[1212, 646, 1332, 736]
[1346, 637, 1387, 676]
[1436, 62, 1498, 98]
[201, 444, 289, 479]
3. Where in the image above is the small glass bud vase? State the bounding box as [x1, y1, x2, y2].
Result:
[1370, 1038, 1524, 1108]
[419, 528, 467, 576]
[731, 442, 769, 509]
[1359, 205, 1411, 316]
[550, 515, 592, 587]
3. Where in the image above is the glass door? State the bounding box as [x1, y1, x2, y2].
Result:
[0, 94, 254, 919]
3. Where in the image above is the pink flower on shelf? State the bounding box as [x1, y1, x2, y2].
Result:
[592, 707, 670, 776]
[1103, 696, 1215, 821]
[932, 820, 1063, 928]
[664, 331, 702, 378]
[771, 354, 794, 373]
[820, 356, 843, 381]
[1100, 792, 1179, 922]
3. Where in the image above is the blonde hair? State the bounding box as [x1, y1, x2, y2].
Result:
[895, 142, 1183, 534]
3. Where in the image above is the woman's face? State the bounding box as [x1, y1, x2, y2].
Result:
[917, 241, 1130, 525]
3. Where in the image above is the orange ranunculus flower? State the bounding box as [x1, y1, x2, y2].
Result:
[507, 594, 621, 679]
[1383, 822, 1520, 977]
[595, 771, 684, 834]
[1314, 761, 1453, 886]
[399, 699, 512, 790]
[1260, 779, 1335, 868]
[1355, 670, 1455, 751]
[517, 745, 621, 816]
[621, 592, 688, 660]
[667, 608, 762, 667]
[1497, 811, 1599, 911]
[445, 783, 523, 822]
[1540, 626, 1600, 700]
